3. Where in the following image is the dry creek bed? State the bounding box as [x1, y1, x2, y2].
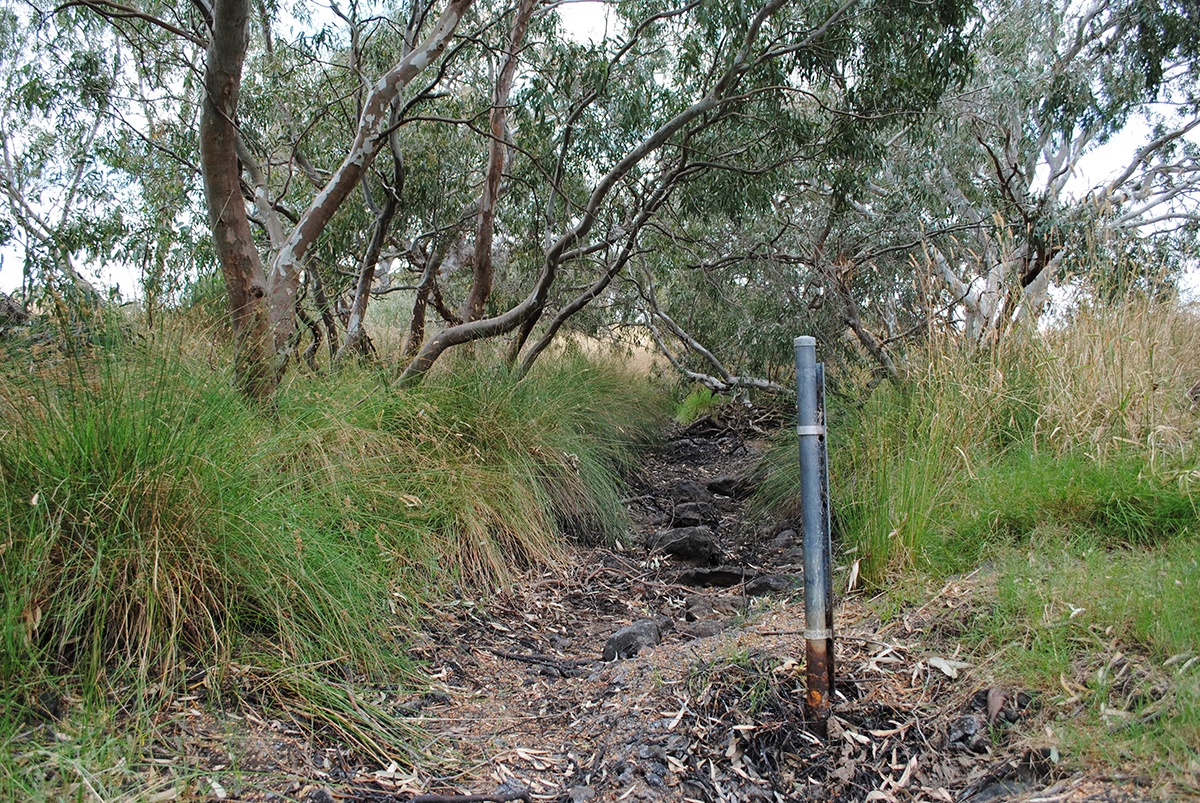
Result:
[133, 412, 1181, 803]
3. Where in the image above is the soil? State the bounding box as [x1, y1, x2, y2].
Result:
[129, 410, 1172, 802]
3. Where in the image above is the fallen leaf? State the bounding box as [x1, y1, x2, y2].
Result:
[986, 686, 1007, 723]
[847, 559, 861, 592]
[145, 789, 179, 803]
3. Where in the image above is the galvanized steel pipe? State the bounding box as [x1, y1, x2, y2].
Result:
[795, 335, 834, 735]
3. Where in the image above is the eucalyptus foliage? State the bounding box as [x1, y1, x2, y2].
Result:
[2, 0, 1195, 395]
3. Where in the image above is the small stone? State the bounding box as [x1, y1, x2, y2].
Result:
[665, 734, 690, 754]
[602, 618, 672, 661]
[744, 574, 798, 596]
[637, 744, 665, 761]
[647, 527, 719, 564]
[948, 713, 990, 752]
[568, 786, 596, 803]
[684, 595, 714, 621]
[771, 529, 797, 549]
[780, 547, 806, 565]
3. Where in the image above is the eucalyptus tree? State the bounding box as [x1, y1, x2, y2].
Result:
[0, 7, 126, 305]
[636, 0, 1200, 393]
[36, 0, 975, 398]
[915, 0, 1200, 346]
[435, 0, 976, 385]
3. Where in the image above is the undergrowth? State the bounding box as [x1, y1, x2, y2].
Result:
[757, 299, 1200, 581]
[961, 541, 1200, 787]
[757, 297, 1200, 787]
[675, 386, 722, 425]
[0, 321, 666, 796]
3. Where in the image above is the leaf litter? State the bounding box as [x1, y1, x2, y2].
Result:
[57, 408, 1179, 802]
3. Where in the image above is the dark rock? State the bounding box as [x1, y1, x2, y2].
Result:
[712, 596, 748, 616]
[677, 565, 749, 587]
[670, 480, 710, 503]
[305, 789, 336, 803]
[603, 617, 672, 661]
[707, 473, 758, 499]
[744, 574, 799, 596]
[647, 527, 719, 564]
[678, 619, 726, 639]
[771, 529, 797, 549]
[671, 501, 715, 527]
[684, 595, 713, 620]
[780, 547, 806, 565]
[643, 764, 667, 787]
[948, 713, 990, 752]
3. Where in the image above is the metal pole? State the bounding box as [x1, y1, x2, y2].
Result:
[795, 336, 833, 735]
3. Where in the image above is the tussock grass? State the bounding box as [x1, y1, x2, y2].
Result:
[758, 297, 1200, 785]
[0, 326, 666, 790]
[758, 298, 1200, 581]
[1039, 300, 1200, 462]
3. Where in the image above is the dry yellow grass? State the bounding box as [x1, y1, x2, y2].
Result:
[1037, 300, 1200, 461]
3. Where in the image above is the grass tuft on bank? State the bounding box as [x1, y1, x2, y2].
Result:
[757, 297, 1200, 786]
[758, 299, 1200, 581]
[0, 328, 666, 784]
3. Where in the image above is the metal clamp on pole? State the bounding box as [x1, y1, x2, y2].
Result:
[795, 335, 835, 737]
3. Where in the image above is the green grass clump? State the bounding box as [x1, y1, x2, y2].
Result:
[674, 386, 722, 425]
[756, 299, 1200, 583]
[962, 541, 1200, 780]
[0, 329, 666, 786]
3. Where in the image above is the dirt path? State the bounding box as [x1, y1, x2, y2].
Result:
[312, 412, 1151, 803]
[187, 412, 1161, 803]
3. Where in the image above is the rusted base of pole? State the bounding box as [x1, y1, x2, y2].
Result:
[805, 637, 833, 736]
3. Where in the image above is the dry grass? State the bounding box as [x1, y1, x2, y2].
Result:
[1037, 300, 1200, 461]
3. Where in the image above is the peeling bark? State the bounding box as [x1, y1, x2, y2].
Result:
[462, 0, 535, 323]
[200, 0, 274, 398]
